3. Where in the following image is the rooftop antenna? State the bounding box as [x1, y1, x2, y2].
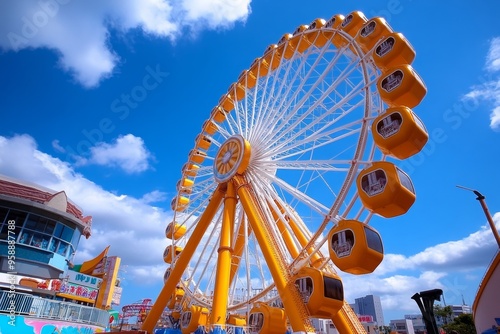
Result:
[456, 185, 500, 248]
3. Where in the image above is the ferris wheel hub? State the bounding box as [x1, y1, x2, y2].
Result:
[213, 135, 251, 183]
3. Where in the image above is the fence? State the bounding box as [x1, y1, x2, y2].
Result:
[0, 290, 109, 328]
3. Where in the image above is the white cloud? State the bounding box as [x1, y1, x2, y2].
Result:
[182, 0, 252, 29]
[77, 134, 153, 174]
[141, 190, 168, 204]
[51, 139, 65, 153]
[486, 37, 500, 72]
[0, 0, 251, 88]
[463, 37, 500, 130]
[0, 134, 172, 283]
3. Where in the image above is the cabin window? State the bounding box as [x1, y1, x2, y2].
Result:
[249, 312, 264, 331]
[376, 112, 403, 138]
[360, 21, 376, 37]
[360, 169, 387, 196]
[396, 167, 414, 193]
[375, 37, 395, 57]
[364, 226, 383, 253]
[323, 276, 343, 300]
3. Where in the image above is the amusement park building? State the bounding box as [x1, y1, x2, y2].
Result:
[0, 174, 118, 334]
[0, 175, 91, 279]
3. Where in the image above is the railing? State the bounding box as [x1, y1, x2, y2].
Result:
[0, 290, 109, 328]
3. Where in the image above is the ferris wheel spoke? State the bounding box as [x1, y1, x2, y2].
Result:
[269, 95, 367, 159]
[269, 159, 353, 171]
[251, 169, 331, 218]
[249, 46, 332, 144]
[261, 116, 363, 161]
[263, 70, 366, 156]
[249, 48, 310, 141]
[260, 48, 362, 148]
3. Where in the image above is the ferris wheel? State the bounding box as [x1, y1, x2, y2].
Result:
[143, 11, 428, 334]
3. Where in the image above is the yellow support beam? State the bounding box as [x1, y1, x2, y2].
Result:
[233, 175, 315, 334]
[141, 185, 225, 334]
[268, 199, 300, 260]
[274, 200, 322, 267]
[228, 213, 252, 287]
[211, 181, 237, 328]
[332, 301, 367, 334]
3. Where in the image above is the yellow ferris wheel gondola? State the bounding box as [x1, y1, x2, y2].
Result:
[180, 305, 209, 334]
[356, 161, 416, 218]
[372, 106, 429, 159]
[377, 64, 427, 108]
[165, 222, 186, 240]
[373, 32, 416, 69]
[328, 220, 384, 275]
[248, 303, 288, 334]
[293, 267, 344, 317]
[356, 17, 393, 53]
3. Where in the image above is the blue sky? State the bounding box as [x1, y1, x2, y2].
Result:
[1, 0, 500, 325]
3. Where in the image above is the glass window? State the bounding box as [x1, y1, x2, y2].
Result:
[54, 223, 74, 242]
[24, 214, 39, 230]
[45, 220, 56, 234]
[364, 226, 383, 253]
[26, 214, 56, 234]
[19, 231, 33, 245]
[0, 207, 8, 225]
[249, 313, 263, 331]
[54, 223, 62, 238]
[396, 167, 415, 193]
[31, 233, 44, 248]
[61, 226, 74, 242]
[1, 210, 26, 241]
[31, 233, 50, 249]
[323, 276, 344, 301]
[57, 242, 68, 256]
[49, 238, 59, 252]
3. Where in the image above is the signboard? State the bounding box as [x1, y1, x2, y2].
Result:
[112, 286, 122, 305]
[58, 270, 103, 301]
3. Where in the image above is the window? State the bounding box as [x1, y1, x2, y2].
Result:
[0, 207, 8, 225]
[324, 276, 344, 301]
[57, 242, 68, 256]
[19, 231, 33, 245]
[0, 208, 77, 259]
[0, 209, 26, 241]
[31, 233, 50, 250]
[25, 215, 56, 234]
[49, 239, 59, 252]
[396, 167, 415, 193]
[364, 227, 383, 253]
[54, 223, 74, 242]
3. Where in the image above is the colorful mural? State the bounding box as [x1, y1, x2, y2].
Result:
[0, 315, 105, 334]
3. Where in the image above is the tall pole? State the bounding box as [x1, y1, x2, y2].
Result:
[457, 186, 500, 248]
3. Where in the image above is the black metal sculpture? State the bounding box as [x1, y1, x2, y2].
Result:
[411, 289, 443, 334]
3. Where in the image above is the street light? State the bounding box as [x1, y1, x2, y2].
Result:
[456, 185, 500, 248]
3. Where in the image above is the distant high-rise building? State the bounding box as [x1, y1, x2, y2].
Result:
[354, 294, 385, 326]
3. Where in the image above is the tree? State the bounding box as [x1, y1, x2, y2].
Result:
[378, 325, 392, 334]
[442, 314, 477, 334]
[434, 304, 453, 325]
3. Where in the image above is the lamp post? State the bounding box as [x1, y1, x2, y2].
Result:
[456, 186, 500, 248]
